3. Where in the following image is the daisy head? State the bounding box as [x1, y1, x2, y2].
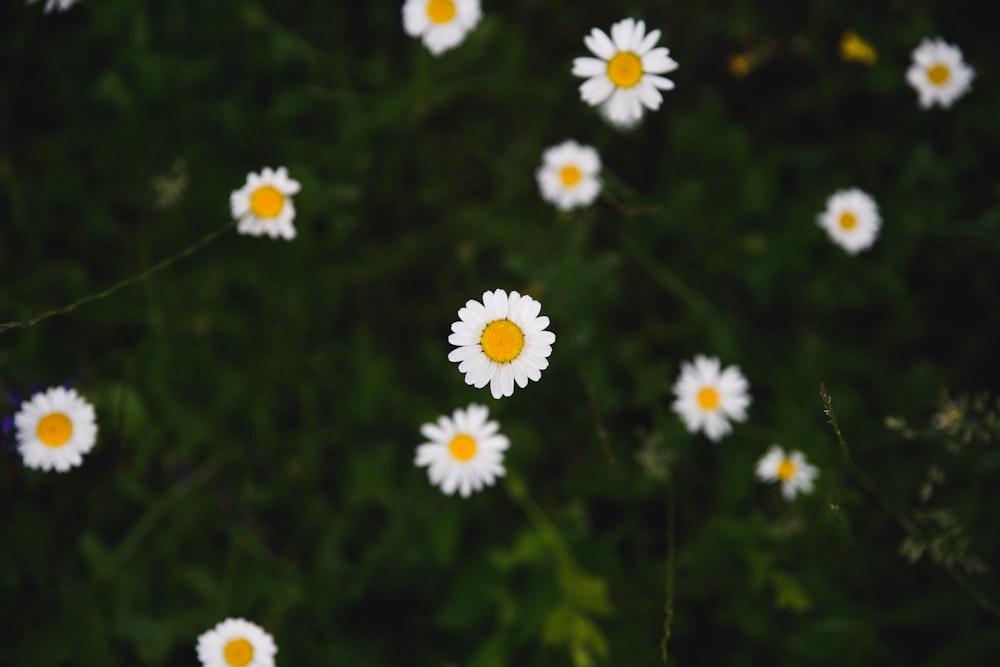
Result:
[817, 188, 881, 254]
[755, 445, 819, 500]
[415, 403, 509, 497]
[230, 167, 301, 241]
[27, 0, 79, 13]
[196, 618, 276, 667]
[447, 289, 555, 399]
[14, 386, 98, 473]
[671, 355, 750, 442]
[402, 0, 481, 56]
[571, 18, 678, 126]
[536, 140, 602, 211]
[906, 38, 974, 109]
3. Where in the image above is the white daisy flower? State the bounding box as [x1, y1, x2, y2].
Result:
[402, 0, 482, 56]
[817, 188, 881, 254]
[535, 140, 602, 211]
[14, 386, 98, 473]
[448, 289, 555, 399]
[755, 445, 819, 500]
[571, 18, 679, 126]
[230, 167, 301, 241]
[415, 403, 509, 497]
[196, 618, 277, 667]
[27, 0, 79, 13]
[906, 38, 974, 109]
[671, 355, 750, 442]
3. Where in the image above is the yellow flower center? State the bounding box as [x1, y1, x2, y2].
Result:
[480, 319, 525, 363]
[223, 638, 254, 667]
[927, 63, 950, 85]
[777, 458, 797, 481]
[36, 412, 73, 448]
[839, 211, 858, 230]
[607, 51, 643, 88]
[559, 165, 582, 187]
[697, 387, 720, 410]
[249, 185, 285, 219]
[426, 0, 456, 24]
[448, 434, 477, 461]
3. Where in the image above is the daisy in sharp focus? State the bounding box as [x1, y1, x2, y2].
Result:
[755, 445, 819, 500]
[448, 288, 555, 399]
[402, 0, 481, 56]
[415, 403, 509, 497]
[27, 0, 79, 12]
[572, 18, 678, 126]
[536, 140, 602, 211]
[671, 355, 750, 442]
[817, 188, 881, 254]
[906, 38, 974, 109]
[14, 386, 98, 472]
[230, 167, 301, 240]
[196, 618, 276, 667]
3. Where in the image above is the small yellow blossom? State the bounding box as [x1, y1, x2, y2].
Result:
[840, 31, 877, 65]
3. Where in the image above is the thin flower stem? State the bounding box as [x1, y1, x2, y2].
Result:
[505, 475, 574, 569]
[0, 219, 236, 335]
[660, 482, 676, 663]
[577, 360, 615, 465]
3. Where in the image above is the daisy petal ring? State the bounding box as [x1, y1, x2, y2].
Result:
[196, 617, 277, 667]
[14, 386, 98, 473]
[415, 403, 509, 497]
[230, 166, 301, 241]
[671, 355, 750, 442]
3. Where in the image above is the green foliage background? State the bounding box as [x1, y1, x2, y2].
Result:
[2, 1, 999, 665]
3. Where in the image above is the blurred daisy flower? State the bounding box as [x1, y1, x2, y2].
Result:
[755, 445, 819, 500]
[572, 18, 678, 126]
[671, 355, 750, 442]
[817, 188, 881, 254]
[906, 38, 974, 109]
[230, 167, 301, 241]
[448, 289, 555, 399]
[27, 0, 79, 13]
[402, 0, 481, 56]
[536, 140, 601, 210]
[14, 386, 98, 473]
[415, 403, 509, 497]
[196, 618, 276, 667]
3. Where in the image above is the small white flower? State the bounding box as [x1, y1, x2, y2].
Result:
[415, 403, 510, 497]
[671, 355, 750, 442]
[402, 0, 481, 56]
[906, 38, 974, 109]
[817, 188, 881, 254]
[196, 618, 276, 667]
[755, 445, 819, 500]
[448, 289, 555, 399]
[230, 167, 301, 241]
[14, 386, 98, 473]
[572, 18, 679, 126]
[26, 0, 79, 13]
[536, 140, 602, 211]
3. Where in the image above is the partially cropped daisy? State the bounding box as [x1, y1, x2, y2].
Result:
[402, 0, 481, 56]
[755, 445, 819, 500]
[14, 386, 98, 472]
[906, 38, 974, 109]
[671, 355, 750, 442]
[196, 618, 276, 667]
[817, 188, 881, 254]
[572, 18, 678, 126]
[448, 289, 555, 399]
[536, 140, 601, 211]
[230, 167, 301, 240]
[415, 403, 509, 497]
[27, 0, 79, 12]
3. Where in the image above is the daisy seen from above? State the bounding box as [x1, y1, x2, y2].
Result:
[27, 0, 79, 12]
[755, 445, 819, 500]
[906, 38, 974, 109]
[14, 386, 98, 473]
[448, 288, 555, 399]
[196, 617, 277, 667]
[671, 355, 750, 442]
[230, 166, 301, 241]
[415, 403, 510, 497]
[402, 0, 481, 56]
[817, 188, 881, 254]
[572, 18, 678, 126]
[536, 140, 602, 211]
